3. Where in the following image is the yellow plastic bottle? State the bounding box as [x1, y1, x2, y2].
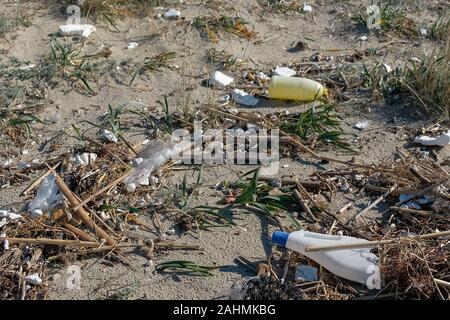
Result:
[268, 76, 328, 101]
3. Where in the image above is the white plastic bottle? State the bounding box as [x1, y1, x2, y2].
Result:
[272, 230, 381, 288]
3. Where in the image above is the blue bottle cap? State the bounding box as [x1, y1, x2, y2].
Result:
[271, 231, 289, 247]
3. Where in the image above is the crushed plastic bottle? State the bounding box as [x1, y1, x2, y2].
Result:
[272, 230, 381, 288]
[28, 174, 62, 218]
[124, 135, 196, 192]
[268, 76, 328, 101]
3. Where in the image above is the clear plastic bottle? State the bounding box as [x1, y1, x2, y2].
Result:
[28, 174, 62, 218]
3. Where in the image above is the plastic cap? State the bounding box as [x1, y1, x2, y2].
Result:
[272, 231, 289, 247]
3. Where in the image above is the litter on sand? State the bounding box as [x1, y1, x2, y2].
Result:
[71, 153, 97, 166]
[272, 230, 381, 288]
[24, 274, 43, 285]
[273, 66, 296, 77]
[28, 175, 62, 218]
[295, 265, 318, 282]
[127, 42, 139, 49]
[209, 71, 234, 87]
[414, 130, 450, 147]
[1, 0, 449, 302]
[231, 89, 259, 106]
[354, 121, 370, 130]
[58, 24, 96, 38]
[268, 76, 327, 101]
[164, 9, 181, 19]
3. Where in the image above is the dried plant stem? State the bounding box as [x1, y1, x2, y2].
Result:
[61, 222, 96, 242]
[390, 206, 433, 217]
[1, 237, 201, 251]
[293, 189, 317, 222]
[434, 279, 450, 289]
[47, 165, 117, 246]
[73, 169, 132, 211]
[346, 185, 397, 225]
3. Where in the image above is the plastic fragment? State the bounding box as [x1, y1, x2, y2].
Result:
[71, 153, 97, 166]
[231, 89, 259, 106]
[102, 130, 118, 143]
[414, 130, 450, 147]
[209, 71, 234, 87]
[25, 273, 43, 285]
[354, 121, 370, 130]
[273, 66, 296, 77]
[295, 265, 318, 282]
[164, 8, 181, 19]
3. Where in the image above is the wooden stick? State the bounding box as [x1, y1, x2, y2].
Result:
[62, 223, 96, 242]
[338, 202, 353, 214]
[305, 230, 450, 252]
[390, 206, 433, 217]
[257, 176, 325, 190]
[293, 189, 316, 222]
[346, 185, 397, 225]
[434, 279, 450, 289]
[47, 242, 202, 261]
[3, 238, 101, 247]
[47, 166, 117, 246]
[2, 237, 201, 250]
[364, 184, 412, 196]
[293, 182, 369, 239]
[72, 193, 119, 238]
